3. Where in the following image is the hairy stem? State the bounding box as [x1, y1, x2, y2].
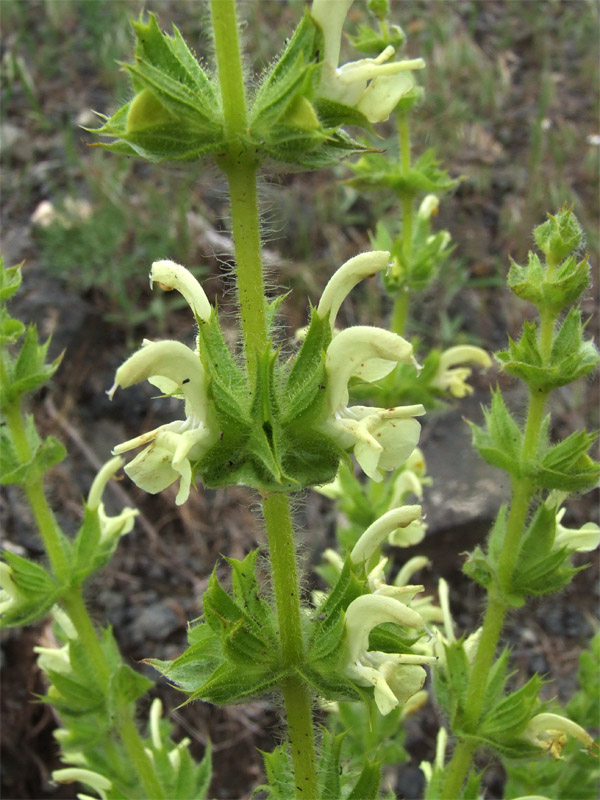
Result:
[211, 0, 266, 373]
[441, 379, 550, 797]
[3, 401, 70, 581]
[211, 3, 317, 794]
[263, 492, 318, 800]
[4, 397, 165, 799]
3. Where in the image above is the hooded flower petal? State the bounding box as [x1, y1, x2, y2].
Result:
[351, 505, 423, 564]
[345, 594, 426, 663]
[326, 327, 417, 411]
[150, 260, 211, 322]
[0, 562, 25, 616]
[108, 340, 209, 421]
[52, 769, 111, 800]
[553, 508, 600, 553]
[430, 345, 492, 398]
[524, 712, 596, 758]
[316, 251, 391, 329]
[343, 593, 435, 715]
[87, 456, 137, 544]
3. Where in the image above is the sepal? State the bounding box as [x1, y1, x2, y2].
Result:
[468, 391, 523, 476]
[507, 251, 590, 313]
[509, 504, 580, 604]
[0, 261, 23, 303]
[347, 148, 458, 198]
[474, 674, 546, 759]
[349, 22, 406, 56]
[0, 325, 63, 408]
[497, 310, 599, 391]
[149, 553, 286, 707]
[531, 429, 599, 492]
[0, 553, 61, 627]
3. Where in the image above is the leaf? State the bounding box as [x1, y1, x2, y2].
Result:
[2, 325, 63, 406]
[281, 307, 331, 424]
[203, 569, 244, 633]
[145, 623, 222, 693]
[226, 550, 274, 636]
[190, 662, 290, 705]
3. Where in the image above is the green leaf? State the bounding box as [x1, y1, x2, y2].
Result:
[508, 251, 590, 312]
[226, 550, 274, 636]
[260, 746, 296, 800]
[295, 663, 360, 702]
[347, 148, 458, 197]
[222, 620, 274, 665]
[145, 623, 222, 693]
[1, 325, 63, 406]
[203, 569, 244, 633]
[281, 307, 331, 424]
[348, 22, 406, 55]
[497, 310, 599, 390]
[190, 662, 290, 705]
[92, 13, 224, 163]
[462, 544, 495, 589]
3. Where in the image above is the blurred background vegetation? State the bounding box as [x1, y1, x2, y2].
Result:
[2, 0, 598, 339]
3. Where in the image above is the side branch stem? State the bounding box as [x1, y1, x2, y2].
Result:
[442, 380, 549, 797]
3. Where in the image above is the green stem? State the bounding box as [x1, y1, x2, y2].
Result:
[4, 397, 165, 799]
[391, 289, 409, 337]
[210, 0, 247, 138]
[263, 492, 318, 800]
[210, 0, 266, 373]
[441, 380, 550, 797]
[3, 401, 70, 580]
[212, 5, 316, 795]
[397, 108, 413, 259]
[117, 710, 166, 800]
[226, 161, 267, 372]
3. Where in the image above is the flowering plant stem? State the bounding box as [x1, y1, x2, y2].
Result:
[2, 394, 166, 800]
[441, 377, 551, 798]
[210, 0, 266, 373]
[211, 2, 318, 796]
[391, 108, 413, 338]
[263, 492, 319, 799]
